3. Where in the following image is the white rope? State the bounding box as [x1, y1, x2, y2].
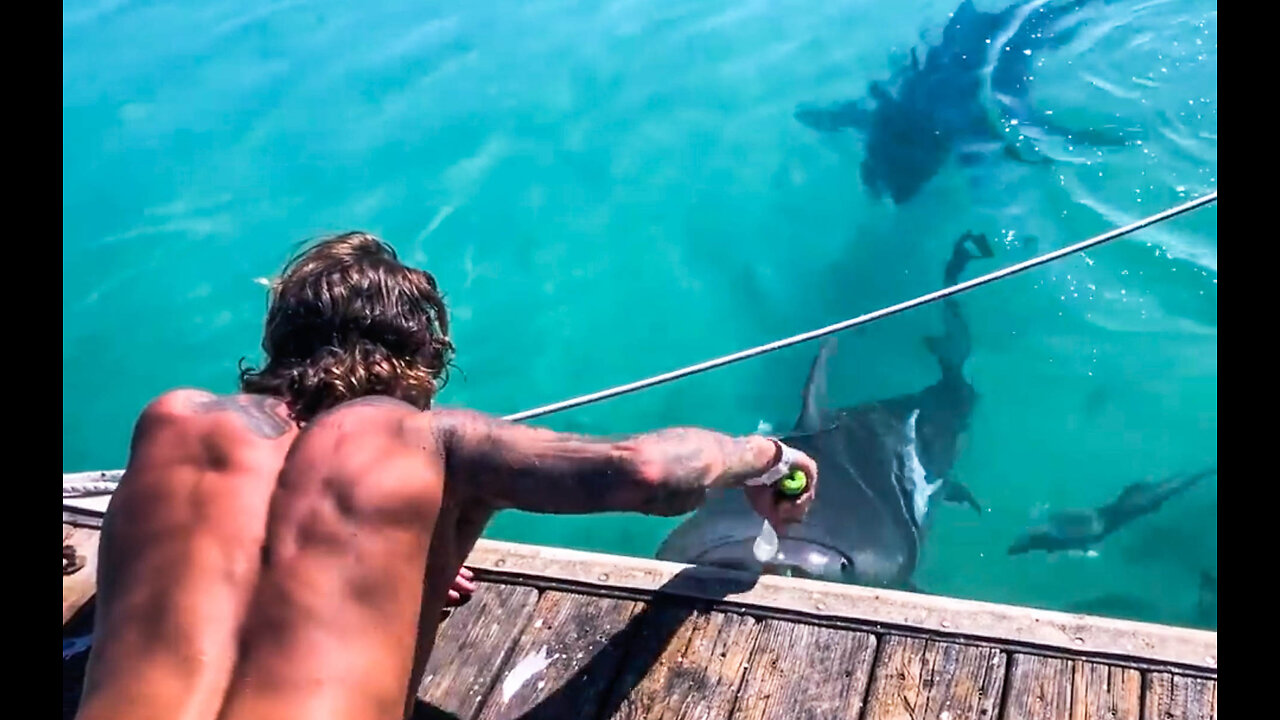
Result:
[63, 471, 124, 497]
[503, 190, 1217, 421]
[63, 190, 1218, 497]
[64, 481, 122, 497]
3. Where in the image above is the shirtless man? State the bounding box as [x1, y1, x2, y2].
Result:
[75, 232, 818, 720]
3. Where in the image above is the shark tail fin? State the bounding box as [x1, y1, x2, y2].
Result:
[960, 230, 995, 259]
[943, 231, 994, 286]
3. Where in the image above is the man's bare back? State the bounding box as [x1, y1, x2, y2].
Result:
[77, 390, 299, 720]
[75, 233, 817, 720]
[78, 391, 816, 720]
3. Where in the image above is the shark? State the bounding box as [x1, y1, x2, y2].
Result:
[1008, 465, 1217, 555]
[794, 0, 1142, 204]
[656, 231, 996, 589]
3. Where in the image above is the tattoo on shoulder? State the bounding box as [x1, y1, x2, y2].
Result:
[189, 394, 293, 439]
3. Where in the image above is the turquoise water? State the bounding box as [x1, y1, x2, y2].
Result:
[64, 0, 1216, 628]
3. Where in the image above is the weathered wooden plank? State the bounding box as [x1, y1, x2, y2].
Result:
[1004, 654, 1073, 720]
[730, 619, 876, 720]
[475, 591, 645, 720]
[63, 524, 101, 625]
[603, 604, 761, 720]
[1142, 673, 1217, 720]
[862, 634, 1006, 720]
[416, 581, 540, 720]
[1003, 654, 1142, 720]
[465, 540, 1218, 672]
[1071, 661, 1141, 720]
[52, 514, 1220, 720]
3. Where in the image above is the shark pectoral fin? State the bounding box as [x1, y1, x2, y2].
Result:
[794, 101, 870, 133]
[941, 478, 983, 514]
[925, 474, 946, 499]
[834, 100, 873, 129]
[1037, 114, 1146, 147]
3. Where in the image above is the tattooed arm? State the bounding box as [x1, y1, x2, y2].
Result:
[431, 408, 816, 519]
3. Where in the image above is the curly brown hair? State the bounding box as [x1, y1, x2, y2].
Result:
[239, 232, 454, 422]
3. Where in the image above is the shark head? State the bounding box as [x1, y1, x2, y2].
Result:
[657, 339, 969, 588]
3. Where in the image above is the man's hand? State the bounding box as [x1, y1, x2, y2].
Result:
[446, 566, 476, 607]
[743, 444, 817, 534]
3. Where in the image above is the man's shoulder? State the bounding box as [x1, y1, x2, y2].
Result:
[404, 406, 502, 444]
[138, 389, 295, 441]
[325, 403, 500, 452]
[301, 396, 441, 447]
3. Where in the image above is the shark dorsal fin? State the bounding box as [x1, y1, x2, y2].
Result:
[796, 337, 838, 433]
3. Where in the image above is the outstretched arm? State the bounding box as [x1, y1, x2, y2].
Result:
[431, 408, 815, 524]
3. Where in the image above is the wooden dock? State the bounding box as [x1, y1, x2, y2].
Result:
[63, 513, 1217, 720]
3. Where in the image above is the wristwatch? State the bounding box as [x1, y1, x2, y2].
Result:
[745, 438, 802, 487]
